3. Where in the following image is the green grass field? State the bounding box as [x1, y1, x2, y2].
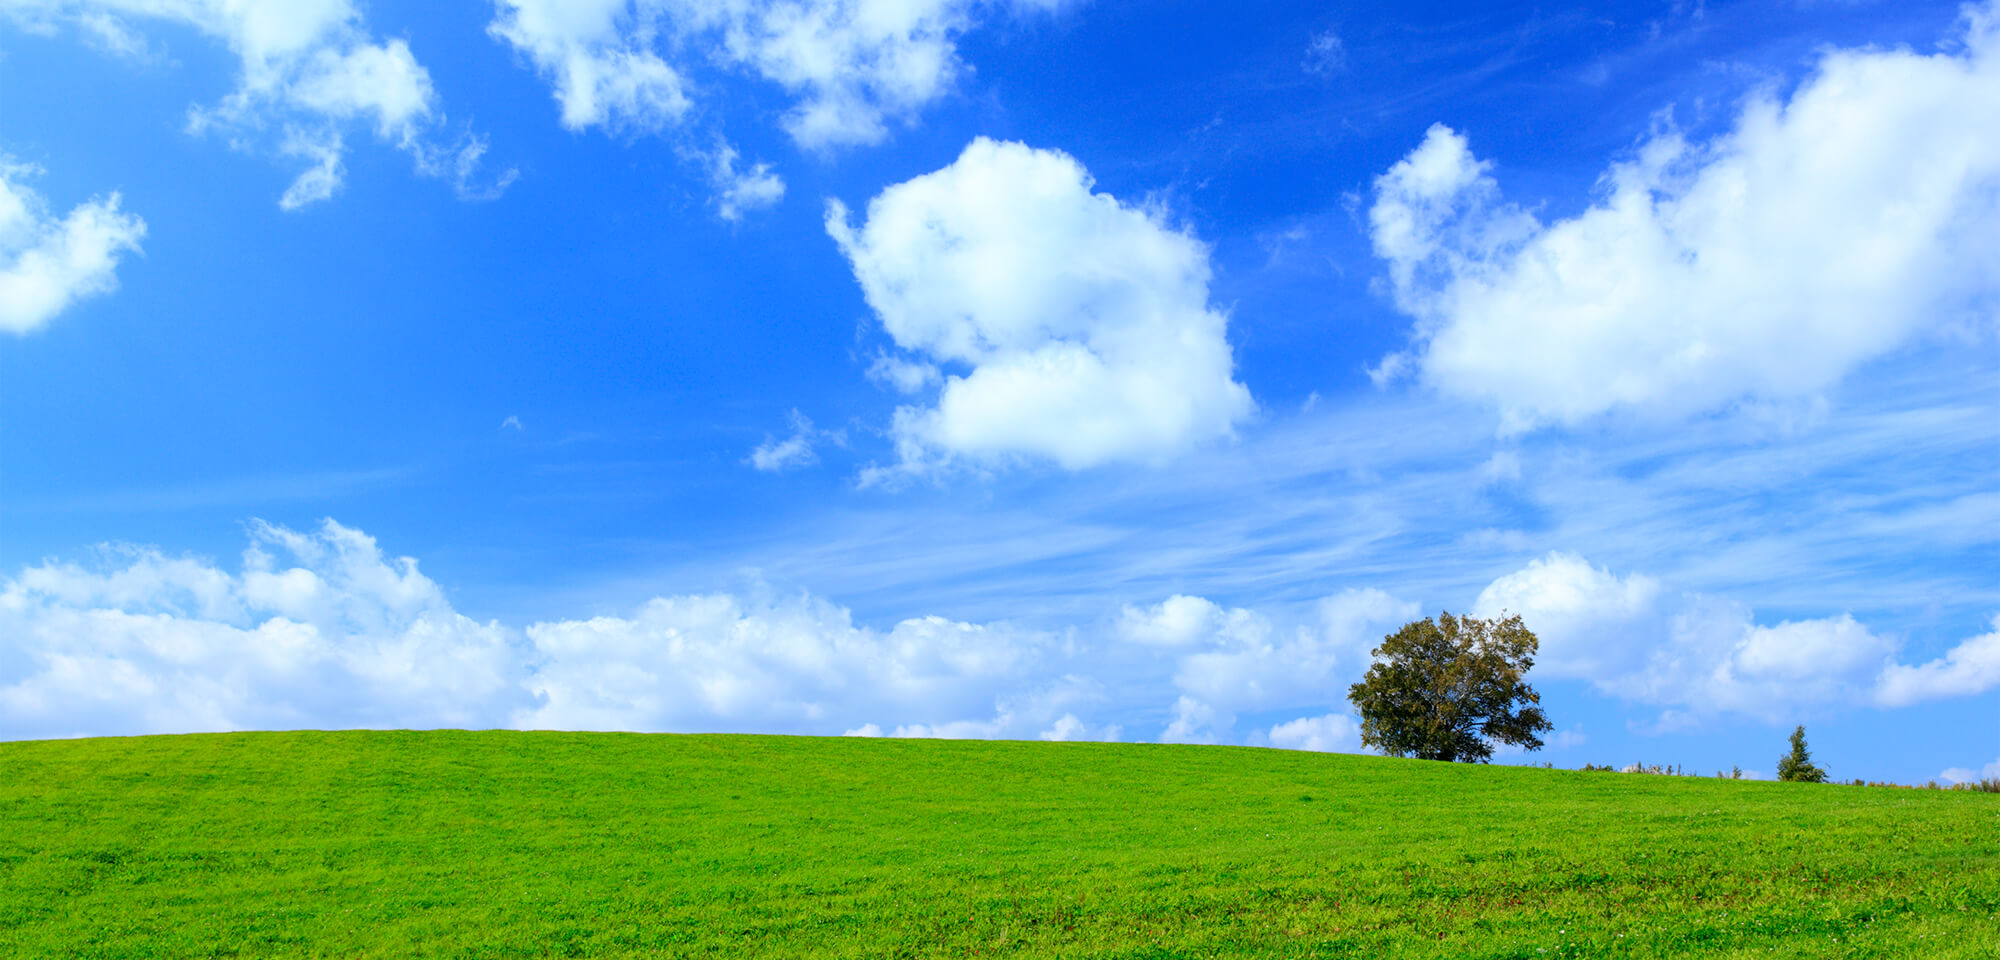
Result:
[2, 731, 1995, 958]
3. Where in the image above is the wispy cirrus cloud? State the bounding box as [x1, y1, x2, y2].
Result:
[687, 358, 1998, 648]
[747, 409, 843, 473]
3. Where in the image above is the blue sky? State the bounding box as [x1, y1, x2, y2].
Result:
[2, 0, 1996, 783]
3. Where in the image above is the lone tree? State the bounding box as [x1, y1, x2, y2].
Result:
[1777, 725, 1828, 783]
[1347, 612, 1551, 763]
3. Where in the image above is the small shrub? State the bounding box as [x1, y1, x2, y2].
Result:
[1618, 762, 1691, 776]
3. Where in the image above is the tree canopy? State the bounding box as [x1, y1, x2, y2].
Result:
[1347, 612, 1552, 763]
[1777, 725, 1828, 783]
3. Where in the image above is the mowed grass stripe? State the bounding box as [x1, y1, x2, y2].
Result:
[1, 731, 1995, 958]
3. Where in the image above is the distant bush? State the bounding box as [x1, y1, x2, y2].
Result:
[1928, 777, 2000, 793]
[1621, 762, 1683, 775]
[1565, 759, 1996, 790]
[1575, 762, 1719, 777]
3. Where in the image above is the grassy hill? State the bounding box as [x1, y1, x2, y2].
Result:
[2, 731, 1995, 958]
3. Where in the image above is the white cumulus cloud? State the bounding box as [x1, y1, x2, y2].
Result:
[0, 521, 1087, 743]
[1475, 551, 2000, 721]
[1475, 552, 1664, 680]
[1266, 712, 1360, 753]
[1940, 756, 2000, 785]
[1876, 615, 2000, 707]
[1158, 695, 1220, 744]
[710, 0, 975, 151]
[709, 141, 786, 221]
[1318, 587, 1421, 659]
[26, 524, 1992, 748]
[488, 0, 1072, 150]
[6, 0, 507, 207]
[1170, 589, 1411, 719]
[0, 161, 146, 334]
[1, 522, 1430, 746]
[1139, 588, 1413, 749]
[1118, 594, 1235, 647]
[0, 520, 528, 740]
[520, 596, 1056, 734]
[487, 0, 692, 134]
[829, 137, 1255, 474]
[1370, 5, 2000, 429]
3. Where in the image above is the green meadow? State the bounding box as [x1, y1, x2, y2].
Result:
[2, 731, 1995, 958]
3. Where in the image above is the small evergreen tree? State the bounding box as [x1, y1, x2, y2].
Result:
[1776, 725, 1827, 783]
